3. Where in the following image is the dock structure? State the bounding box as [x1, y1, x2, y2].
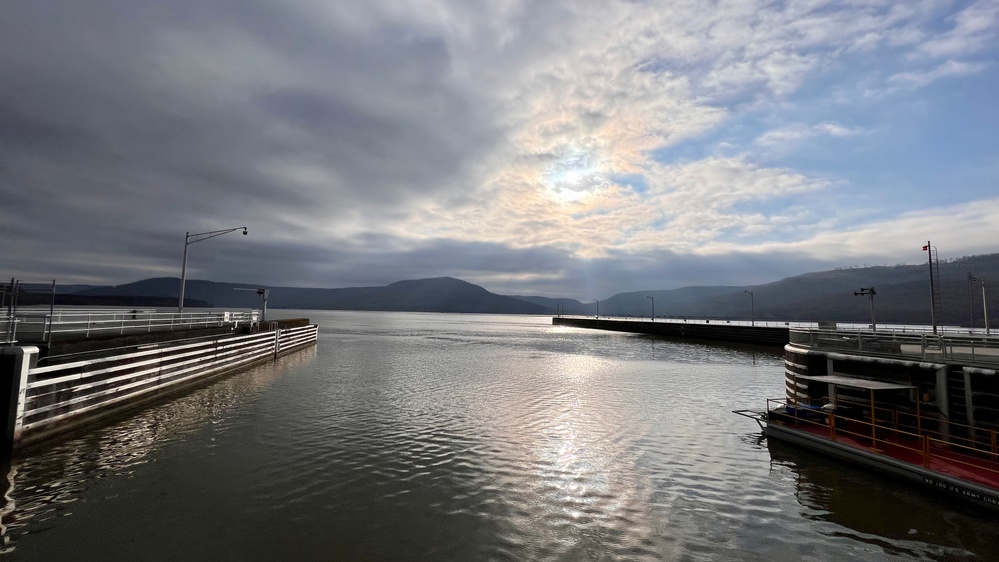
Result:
[737, 326, 999, 511]
[0, 309, 318, 450]
[783, 327, 999, 428]
[552, 316, 790, 347]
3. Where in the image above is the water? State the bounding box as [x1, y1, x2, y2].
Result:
[1, 311, 997, 561]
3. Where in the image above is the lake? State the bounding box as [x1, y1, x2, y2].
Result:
[2, 311, 997, 560]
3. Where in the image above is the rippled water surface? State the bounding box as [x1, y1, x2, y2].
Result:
[2, 312, 998, 560]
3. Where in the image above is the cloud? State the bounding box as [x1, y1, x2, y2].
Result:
[888, 59, 989, 89]
[1, 0, 997, 299]
[756, 121, 868, 147]
[917, 0, 999, 59]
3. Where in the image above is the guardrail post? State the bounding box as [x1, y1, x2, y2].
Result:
[1, 346, 37, 448]
[273, 328, 281, 359]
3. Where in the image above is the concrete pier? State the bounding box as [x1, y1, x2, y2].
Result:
[0, 319, 318, 449]
[553, 317, 789, 347]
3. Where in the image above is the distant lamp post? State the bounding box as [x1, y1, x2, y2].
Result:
[959, 259, 974, 330]
[923, 242, 937, 334]
[854, 287, 877, 332]
[967, 272, 976, 329]
[594, 299, 599, 318]
[178, 226, 248, 312]
[556, 300, 562, 317]
[647, 296, 655, 322]
[970, 275, 990, 336]
[744, 290, 755, 326]
[235, 287, 270, 322]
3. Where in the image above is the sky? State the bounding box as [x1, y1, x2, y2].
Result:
[2, 0, 998, 300]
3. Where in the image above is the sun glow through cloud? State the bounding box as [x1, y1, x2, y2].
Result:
[542, 147, 610, 203]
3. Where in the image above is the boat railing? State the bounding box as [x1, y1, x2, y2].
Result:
[9, 308, 260, 344]
[789, 328, 999, 367]
[767, 398, 999, 481]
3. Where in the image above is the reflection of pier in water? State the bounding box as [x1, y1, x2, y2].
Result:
[766, 439, 999, 560]
[0, 347, 315, 554]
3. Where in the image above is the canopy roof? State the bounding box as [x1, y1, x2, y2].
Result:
[794, 374, 915, 391]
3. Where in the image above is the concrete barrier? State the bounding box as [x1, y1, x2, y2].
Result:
[0, 324, 318, 449]
[552, 317, 789, 347]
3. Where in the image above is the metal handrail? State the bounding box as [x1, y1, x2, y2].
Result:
[10, 309, 259, 343]
[1, 314, 16, 344]
[926, 436, 999, 476]
[795, 395, 999, 457]
[789, 328, 999, 366]
[767, 398, 999, 480]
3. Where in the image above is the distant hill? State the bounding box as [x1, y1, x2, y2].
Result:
[588, 253, 999, 327]
[507, 296, 589, 315]
[76, 277, 551, 315]
[58, 252, 999, 327]
[12, 290, 210, 308]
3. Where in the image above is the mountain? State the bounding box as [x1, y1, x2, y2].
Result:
[62, 252, 999, 326]
[587, 254, 999, 327]
[507, 296, 589, 315]
[11, 291, 211, 308]
[76, 277, 551, 314]
[21, 283, 104, 294]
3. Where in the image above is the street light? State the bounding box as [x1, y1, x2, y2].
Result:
[923, 242, 937, 334]
[594, 299, 599, 318]
[235, 287, 270, 322]
[178, 226, 248, 312]
[647, 296, 655, 322]
[744, 290, 755, 326]
[556, 300, 562, 317]
[960, 261, 974, 329]
[966, 271, 976, 329]
[971, 275, 990, 336]
[854, 287, 877, 332]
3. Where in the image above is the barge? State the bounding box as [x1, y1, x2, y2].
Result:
[0, 308, 318, 449]
[736, 326, 999, 512]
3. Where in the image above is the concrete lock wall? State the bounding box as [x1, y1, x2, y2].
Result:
[552, 317, 790, 347]
[0, 325, 318, 449]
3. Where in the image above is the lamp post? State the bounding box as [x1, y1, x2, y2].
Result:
[923, 242, 937, 334]
[971, 275, 990, 336]
[744, 290, 755, 326]
[235, 287, 269, 322]
[967, 272, 975, 329]
[594, 300, 599, 318]
[854, 287, 877, 332]
[178, 226, 248, 312]
[647, 296, 655, 322]
[556, 300, 562, 317]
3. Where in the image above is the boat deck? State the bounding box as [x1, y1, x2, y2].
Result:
[771, 414, 999, 491]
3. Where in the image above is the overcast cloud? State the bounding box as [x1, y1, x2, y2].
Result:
[3, 0, 997, 299]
